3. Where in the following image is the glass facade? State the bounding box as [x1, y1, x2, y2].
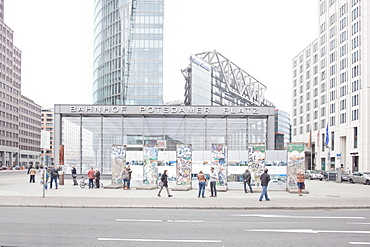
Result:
[93, 0, 164, 105]
[54, 105, 275, 175]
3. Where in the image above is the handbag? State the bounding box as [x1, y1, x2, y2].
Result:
[159, 181, 164, 188]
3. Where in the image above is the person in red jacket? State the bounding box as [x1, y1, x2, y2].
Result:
[87, 167, 95, 189]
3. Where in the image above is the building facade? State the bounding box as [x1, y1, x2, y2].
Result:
[182, 51, 274, 107]
[41, 108, 54, 166]
[292, 0, 369, 172]
[19, 96, 41, 167]
[274, 109, 291, 150]
[0, 1, 41, 168]
[93, 0, 164, 105]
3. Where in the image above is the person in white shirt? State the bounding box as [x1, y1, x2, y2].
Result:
[209, 167, 218, 197]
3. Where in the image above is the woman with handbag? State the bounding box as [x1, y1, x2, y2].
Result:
[197, 170, 207, 198]
[297, 170, 305, 196]
[157, 170, 173, 197]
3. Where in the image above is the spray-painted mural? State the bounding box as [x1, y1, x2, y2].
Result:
[176, 144, 192, 186]
[248, 144, 266, 186]
[287, 143, 305, 189]
[211, 144, 228, 186]
[111, 145, 126, 184]
[143, 145, 158, 186]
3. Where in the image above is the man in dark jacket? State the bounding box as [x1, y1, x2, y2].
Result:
[242, 168, 253, 193]
[259, 168, 270, 201]
[50, 166, 59, 189]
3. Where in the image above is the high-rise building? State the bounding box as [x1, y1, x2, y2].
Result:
[0, 0, 41, 168]
[93, 0, 164, 105]
[41, 108, 54, 166]
[292, 0, 369, 172]
[274, 109, 291, 150]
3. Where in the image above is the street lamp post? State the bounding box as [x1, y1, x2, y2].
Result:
[326, 145, 330, 181]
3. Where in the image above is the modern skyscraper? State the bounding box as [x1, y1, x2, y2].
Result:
[292, 0, 369, 172]
[93, 0, 164, 105]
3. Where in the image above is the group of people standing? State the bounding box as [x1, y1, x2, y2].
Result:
[36, 166, 60, 189]
[86, 167, 101, 189]
[121, 165, 132, 190]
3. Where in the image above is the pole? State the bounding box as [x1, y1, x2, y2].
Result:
[327, 146, 330, 181]
[42, 168, 45, 198]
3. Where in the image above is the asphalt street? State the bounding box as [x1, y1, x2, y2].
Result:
[1, 207, 370, 247]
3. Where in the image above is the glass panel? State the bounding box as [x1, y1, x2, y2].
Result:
[165, 117, 186, 151]
[102, 116, 123, 174]
[186, 118, 205, 151]
[228, 118, 247, 151]
[82, 117, 101, 174]
[206, 118, 226, 148]
[62, 117, 81, 173]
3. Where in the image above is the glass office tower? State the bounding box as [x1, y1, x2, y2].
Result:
[93, 0, 164, 105]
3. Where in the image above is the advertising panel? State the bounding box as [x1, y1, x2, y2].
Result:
[111, 145, 126, 184]
[176, 144, 192, 186]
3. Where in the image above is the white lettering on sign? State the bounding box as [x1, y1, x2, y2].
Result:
[70, 106, 127, 113]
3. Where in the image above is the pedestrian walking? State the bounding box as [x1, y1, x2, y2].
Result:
[209, 167, 217, 197]
[197, 170, 207, 198]
[157, 170, 173, 197]
[121, 167, 129, 190]
[50, 166, 59, 189]
[87, 167, 95, 189]
[126, 165, 132, 189]
[297, 170, 305, 196]
[71, 165, 78, 185]
[259, 168, 271, 201]
[95, 169, 101, 188]
[242, 168, 253, 193]
[29, 166, 36, 183]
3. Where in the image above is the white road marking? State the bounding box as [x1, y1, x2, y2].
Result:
[233, 214, 365, 219]
[347, 223, 370, 225]
[246, 229, 370, 234]
[116, 219, 204, 223]
[349, 242, 370, 245]
[98, 238, 221, 243]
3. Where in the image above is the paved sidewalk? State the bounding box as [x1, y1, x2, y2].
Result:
[1, 171, 370, 209]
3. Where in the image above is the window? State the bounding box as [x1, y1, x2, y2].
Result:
[339, 31, 347, 44]
[352, 109, 359, 121]
[320, 22, 326, 34]
[352, 94, 359, 106]
[340, 17, 347, 30]
[352, 22, 359, 35]
[352, 36, 359, 49]
[320, 1, 327, 16]
[340, 113, 346, 123]
[352, 65, 359, 78]
[354, 126, 358, 148]
[330, 90, 336, 101]
[340, 4, 347, 17]
[352, 7, 359, 21]
[340, 99, 346, 110]
[340, 58, 347, 70]
[340, 44, 347, 57]
[352, 80, 359, 92]
[330, 103, 335, 113]
[340, 85, 347, 96]
[321, 107, 326, 117]
[321, 95, 326, 104]
[331, 131, 335, 150]
[330, 116, 335, 127]
[352, 51, 359, 63]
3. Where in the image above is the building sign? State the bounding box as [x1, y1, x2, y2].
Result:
[191, 55, 211, 72]
[56, 105, 274, 117]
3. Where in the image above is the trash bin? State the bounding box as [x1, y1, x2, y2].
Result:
[58, 171, 64, 185]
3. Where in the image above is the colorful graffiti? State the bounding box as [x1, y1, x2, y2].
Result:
[287, 143, 305, 189]
[111, 145, 126, 184]
[211, 143, 228, 186]
[247, 144, 266, 186]
[176, 144, 192, 186]
[143, 145, 158, 186]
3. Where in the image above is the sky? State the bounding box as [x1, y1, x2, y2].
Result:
[4, 0, 318, 115]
